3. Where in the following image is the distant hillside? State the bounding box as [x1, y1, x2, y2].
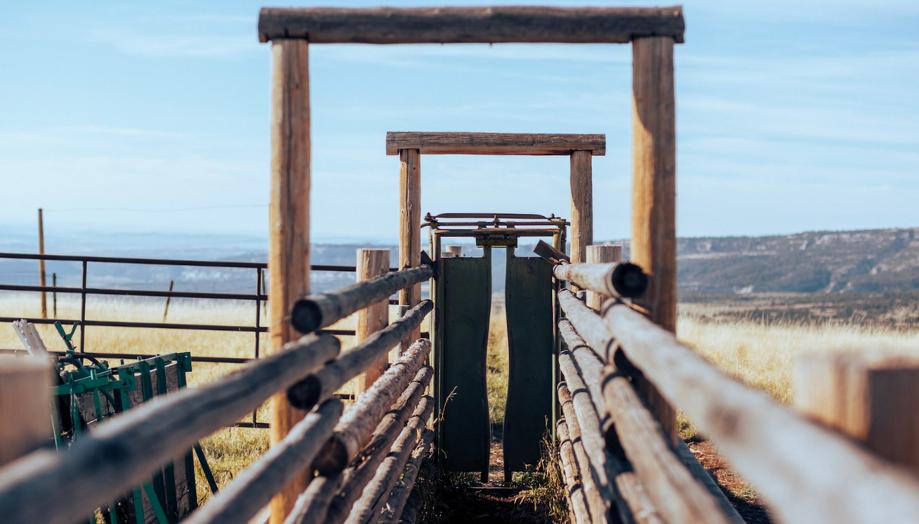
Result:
[663, 228, 919, 293]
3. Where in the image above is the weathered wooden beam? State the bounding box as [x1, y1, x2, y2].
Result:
[283, 473, 343, 524]
[311, 339, 432, 474]
[386, 132, 606, 156]
[554, 261, 648, 300]
[399, 148, 422, 352]
[287, 302, 432, 411]
[603, 301, 919, 524]
[378, 429, 435, 524]
[268, 37, 312, 524]
[258, 6, 685, 44]
[570, 150, 594, 272]
[557, 418, 592, 524]
[558, 383, 611, 523]
[183, 399, 344, 524]
[343, 404, 434, 524]
[322, 373, 433, 524]
[355, 249, 391, 395]
[631, 35, 677, 441]
[586, 246, 622, 310]
[558, 290, 615, 363]
[0, 357, 52, 468]
[290, 265, 432, 334]
[0, 334, 340, 524]
[796, 352, 919, 472]
[559, 318, 743, 524]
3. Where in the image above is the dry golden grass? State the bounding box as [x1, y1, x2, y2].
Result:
[678, 314, 919, 405]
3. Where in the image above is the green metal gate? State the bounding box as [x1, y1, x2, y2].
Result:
[429, 213, 565, 481]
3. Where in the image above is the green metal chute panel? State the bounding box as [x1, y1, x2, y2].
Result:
[438, 252, 492, 472]
[504, 251, 554, 474]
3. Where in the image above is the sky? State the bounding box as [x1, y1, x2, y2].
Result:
[1, 0, 918, 246]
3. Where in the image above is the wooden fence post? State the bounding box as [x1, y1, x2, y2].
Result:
[38, 208, 47, 319]
[399, 149, 421, 351]
[631, 35, 677, 441]
[796, 352, 919, 472]
[268, 38, 311, 524]
[569, 150, 593, 266]
[356, 249, 391, 395]
[0, 358, 52, 468]
[586, 245, 622, 310]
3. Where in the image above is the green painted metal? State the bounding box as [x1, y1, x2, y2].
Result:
[436, 247, 492, 474]
[503, 248, 555, 477]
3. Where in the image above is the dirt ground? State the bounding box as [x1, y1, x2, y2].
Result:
[685, 437, 773, 524]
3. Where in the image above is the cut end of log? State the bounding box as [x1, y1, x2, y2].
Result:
[287, 374, 323, 410]
[312, 437, 350, 475]
[611, 262, 649, 298]
[291, 299, 323, 334]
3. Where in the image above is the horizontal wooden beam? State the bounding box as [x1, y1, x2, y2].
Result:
[258, 6, 684, 44]
[385, 132, 605, 156]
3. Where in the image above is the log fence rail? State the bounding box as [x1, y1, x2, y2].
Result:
[0, 263, 436, 524]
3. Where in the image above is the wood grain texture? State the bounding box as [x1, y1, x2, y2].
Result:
[558, 290, 616, 363]
[386, 132, 606, 156]
[398, 148, 422, 351]
[378, 428, 435, 524]
[570, 151, 594, 269]
[183, 399, 344, 524]
[0, 334, 339, 524]
[321, 372, 433, 524]
[290, 265, 433, 334]
[557, 419, 591, 524]
[311, 339, 432, 475]
[630, 36, 677, 441]
[287, 302, 432, 411]
[342, 400, 434, 524]
[557, 383, 609, 524]
[795, 352, 919, 472]
[554, 262, 647, 299]
[586, 246, 622, 310]
[355, 249, 391, 395]
[0, 358, 52, 468]
[268, 39, 311, 524]
[258, 6, 685, 44]
[603, 301, 919, 524]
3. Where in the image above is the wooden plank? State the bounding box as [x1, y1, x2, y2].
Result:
[399, 148, 422, 352]
[795, 352, 919, 472]
[630, 35, 677, 442]
[258, 6, 685, 44]
[557, 383, 610, 523]
[355, 249, 391, 395]
[268, 38, 311, 524]
[0, 357, 52, 468]
[378, 429, 435, 524]
[0, 334, 339, 524]
[603, 302, 919, 524]
[586, 246, 622, 310]
[182, 399, 344, 524]
[386, 132, 606, 156]
[570, 150, 593, 272]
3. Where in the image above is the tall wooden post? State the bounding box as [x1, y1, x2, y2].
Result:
[796, 353, 919, 472]
[399, 149, 421, 350]
[586, 244, 622, 310]
[631, 35, 677, 441]
[38, 208, 47, 319]
[569, 150, 593, 265]
[268, 38, 311, 524]
[355, 248, 391, 395]
[0, 358, 52, 468]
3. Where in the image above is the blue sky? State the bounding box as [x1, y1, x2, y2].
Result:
[1, 0, 917, 245]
